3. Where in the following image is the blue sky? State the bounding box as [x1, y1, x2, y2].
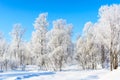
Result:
[0, 0, 120, 41]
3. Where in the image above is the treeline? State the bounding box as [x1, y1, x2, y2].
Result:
[0, 4, 120, 71]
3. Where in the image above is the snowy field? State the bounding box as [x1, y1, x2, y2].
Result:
[0, 65, 120, 80]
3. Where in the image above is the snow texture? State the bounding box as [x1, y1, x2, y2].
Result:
[0, 65, 114, 80]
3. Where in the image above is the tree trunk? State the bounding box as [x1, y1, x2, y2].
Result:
[59, 56, 64, 71]
[5, 60, 8, 71]
[101, 45, 105, 68]
[110, 42, 118, 71]
[110, 41, 113, 71]
[113, 50, 118, 69]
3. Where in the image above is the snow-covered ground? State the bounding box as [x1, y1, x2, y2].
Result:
[100, 67, 120, 80]
[0, 65, 119, 80]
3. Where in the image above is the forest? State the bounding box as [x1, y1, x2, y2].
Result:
[0, 4, 120, 72]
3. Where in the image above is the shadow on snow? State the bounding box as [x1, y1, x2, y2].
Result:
[0, 71, 55, 80]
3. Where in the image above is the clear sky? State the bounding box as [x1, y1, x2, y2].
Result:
[0, 0, 120, 41]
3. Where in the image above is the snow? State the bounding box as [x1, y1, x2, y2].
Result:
[1, 65, 120, 80]
[25, 69, 109, 80]
[0, 65, 113, 80]
[0, 71, 55, 80]
[100, 68, 120, 80]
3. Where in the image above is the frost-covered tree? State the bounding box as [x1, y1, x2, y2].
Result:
[25, 42, 34, 65]
[75, 4, 120, 71]
[0, 32, 8, 71]
[30, 13, 48, 68]
[9, 24, 25, 69]
[95, 4, 120, 71]
[93, 24, 109, 69]
[46, 19, 73, 71]
[76, 22, 100, 70]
